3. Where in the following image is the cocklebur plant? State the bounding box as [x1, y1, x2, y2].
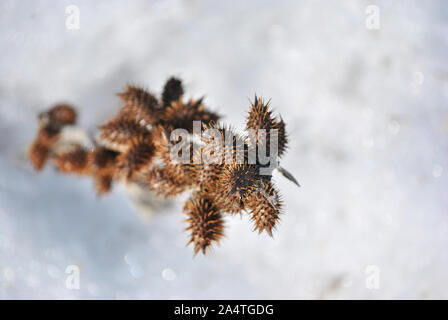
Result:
[28, 77, 298, 255]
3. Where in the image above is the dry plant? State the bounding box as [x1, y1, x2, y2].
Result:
[28, 77, 299, 255]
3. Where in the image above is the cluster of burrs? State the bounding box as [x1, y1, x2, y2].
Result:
[28, 77, 298, 255]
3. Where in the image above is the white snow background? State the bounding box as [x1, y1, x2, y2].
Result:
[0, 0, 448, 299]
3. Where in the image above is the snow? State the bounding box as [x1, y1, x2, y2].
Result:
[1, 0, 448, 299]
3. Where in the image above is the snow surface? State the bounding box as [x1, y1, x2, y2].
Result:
[1, 0, 448, 299]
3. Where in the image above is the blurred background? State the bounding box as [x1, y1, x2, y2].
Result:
[1, 0, 448, 299]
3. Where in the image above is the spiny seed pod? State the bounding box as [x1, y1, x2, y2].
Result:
[160, 99, 219, 132]
[246, 181, 283, 236]
[36, 125, 61, 147]
[39, 104, 77, 129]
[28, 111, 65, 171]
[150, 124, 172, 158]
[54, 145, 90, 175]
[88, 146, 119, 195]
[187, 98, 220, 122]
[28, 141, 50, 171]
[94, 174, 113, 195]
[117, 140, 155, 180]
[221, 163, 259, 199]
[183, 195, 224, 255]
[161, 162, 191, 186]
[192, 163, 223, 191]
[246, 95, 286, 163]
[277, 117, 288, 158]
[201, 123, 247, 165]
[91, 146, 119, 173]
[246, 95, 276, 131]
[145, 166, 188, 198]
[162, 77, 184, 108]
[99, 118, 150, 150]
[118, 85, 160, 124]
[184, 145, 217, 188]
[160, 100, 197, 132]
[210, 185, 245, 214]
[166, 135, 198, 168]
